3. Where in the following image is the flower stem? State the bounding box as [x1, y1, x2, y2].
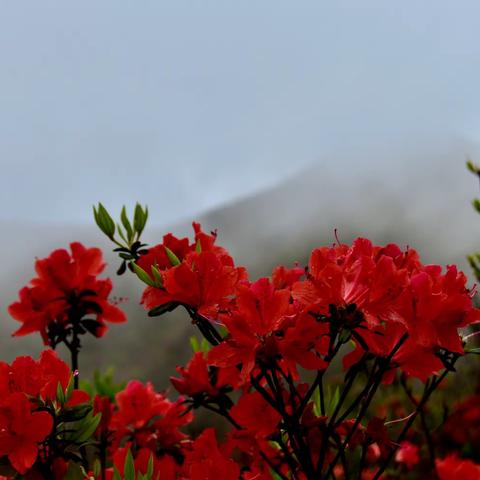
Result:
[68, 327, 81, 389]
[372, 370, 448, 480]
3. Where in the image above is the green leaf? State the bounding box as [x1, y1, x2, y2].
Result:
[146, 454, 154, 477]
[131, 262, 156, 287]
[121, 206, 134, 242]
[338, 329, 352, 344]
[467, 254, 480, 281]
[91, 367, 125, 399]
[94, 203, 116, 239]
[314, 385, 340, 417]
[65, 375, 75, 402]
[200, 337, 211, 353]
[56, 381, 65, 405]
[467, 159, 480, 174]
[217, 325, 228, 337]
[117, 224, 129, 244]
[93, 205, 104, 234]
[325, 386, 340, 417]
[124, 449, 135, 480]
[150, 265, 163, 288]
[93, 459, 101, 478]
[164, 246, 181, 266]
[190, 335, 200, 353]
[195, 239, 202, 253]
[73, 412, 102, 443]
[313, 385, 320, 416]
[60, 403, 92, 423]
[93, 205, 100, 226]
[113, 466, 122, 480]
[148, 301, 179, 317]
[134, 203, 148, 235]
[79, 379, 94, 397]
[473, 199, 480, 214]
[466, 347, 480, 355]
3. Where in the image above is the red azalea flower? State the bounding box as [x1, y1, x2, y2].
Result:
[278, 311, 329, 378]
[93, 394, 114, 438]
[0, 393, 53, 474]
[111, 380, 192, 451]
[8, 350, 89, 406]
[395, 441, 419, 469]
[51, 457, 69, 480]
[292, 238, 479, 382]
[292, 238, 414, 322]
[342, 321, 444, 382]
[139, 223, 247, 318]
[170, 352, 239, 397]
[436, 454, 480, 480]
[222, 428, 281, 478]
[208, 278, 292, 381]
[142, 250, 247, 318]
[335, 419, 365, 451]
[137, 223, 231, 275]
[230, 391, 281, 438]
[271, 265, 304, 290]
[208, 278, 329, 381]
[9, 242, 126, 345]
[442, 394, 480, 446]
[136, 233, 191, 273]
[366, 417, 391, 458]
[298, 402, 328, 467]
[397, 265, 480, 353]
[184, 428, 241, 480]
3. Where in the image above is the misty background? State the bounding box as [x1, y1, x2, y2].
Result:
[1, 1, 480, 387]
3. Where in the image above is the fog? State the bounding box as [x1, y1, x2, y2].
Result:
[1, 1, 480, 225]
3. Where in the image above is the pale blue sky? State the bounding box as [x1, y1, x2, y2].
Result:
[1, 1, 480, 225]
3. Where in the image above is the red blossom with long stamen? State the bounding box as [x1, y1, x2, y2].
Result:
[8, 242, 126, 344]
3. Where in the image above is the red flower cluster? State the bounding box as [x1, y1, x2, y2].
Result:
[138, 223, 247, 318]
[183, 429, 241, 480]
[9, 242, 126, 345]
[442, 393, 480, 448]
[0, 350, 90, 475]
[142, 233, 480, 385]
[94, 376, 286, 479]
[208, 276, 329, 382]
[98, 380, 193, 479]
[0, 393, 52, 475]
[135, 227, 480, 478]
[291, 239, 480, 380]
[5, 212, 479, 479]
[436, 454, 480, 479]
[170, 351, 239, 397]
[1, 350, 88, 406]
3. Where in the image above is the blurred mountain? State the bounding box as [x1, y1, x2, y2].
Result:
[1, 142, 479, 387]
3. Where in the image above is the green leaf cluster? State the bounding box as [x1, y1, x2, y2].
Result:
[80, 368, 125, 401]
[93, 203, 148, 247]
[110, 450, 158, 480]
[131, 262, 162, 288]
[189, 334, 211, 354]
[55, 375, 75, 406]
[93, 203, 150, 276]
